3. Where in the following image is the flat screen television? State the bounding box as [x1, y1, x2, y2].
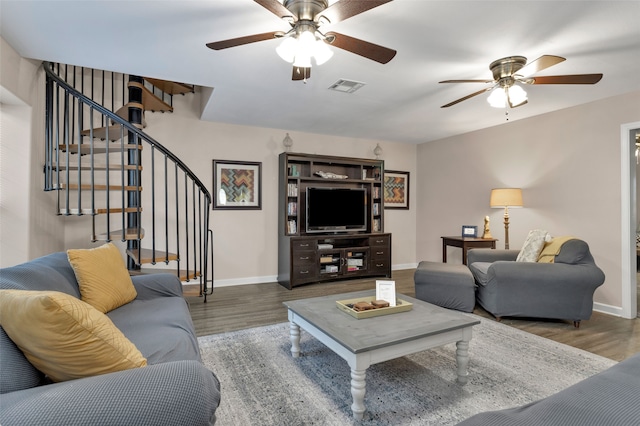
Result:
[306, 187, 367, 233]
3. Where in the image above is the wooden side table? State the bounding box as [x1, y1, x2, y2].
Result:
[441, 236, 498, 265]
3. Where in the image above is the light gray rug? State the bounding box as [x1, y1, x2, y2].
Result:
[198, 316, 616, 425]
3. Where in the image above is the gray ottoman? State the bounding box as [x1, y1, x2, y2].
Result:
[414, 261, 475, 312]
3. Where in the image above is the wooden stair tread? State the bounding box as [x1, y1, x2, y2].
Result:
[51, 163, 143, 171]
[54, 183, 142, 191]
[59, 207, 142, 215]
[128, 81, 173, 112]
[144, 78, 195, 95]
[59, 144, 142, 154]
[113, 104, 147, 128]
[132, 268, 201, 282]
[96, 228, 145, 241]
[127, 248, 179, 265]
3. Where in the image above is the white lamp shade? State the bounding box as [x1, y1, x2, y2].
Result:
[276, 37, 298, 63]
[490, 188, 523, 208]
[313, 39, 333, 65]
[487, 87, 507, 108]
[508, 85, 528, 106]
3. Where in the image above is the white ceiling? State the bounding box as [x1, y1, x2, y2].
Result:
[2, 0, 639, 144]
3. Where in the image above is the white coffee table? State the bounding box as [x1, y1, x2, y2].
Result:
[283, 290, 480, 420]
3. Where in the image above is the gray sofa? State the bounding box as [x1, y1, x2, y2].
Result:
[0, 252, 221, 426]
[467, 239, 605, 326]
[457, 351, 640, 425]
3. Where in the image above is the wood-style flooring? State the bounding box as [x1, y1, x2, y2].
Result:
[185, 269, 639, 362]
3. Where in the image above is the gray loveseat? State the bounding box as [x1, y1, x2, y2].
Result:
[457, 351, 640, 425]
[467, 239, 605, 326]
[0, 252, 221, 425]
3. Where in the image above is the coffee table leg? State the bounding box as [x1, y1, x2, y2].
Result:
[350, 369, 366, 420]
[289, 322, 301, 358]
[456, 339, 470, 385]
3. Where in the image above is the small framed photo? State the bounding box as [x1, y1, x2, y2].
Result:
[462, 225, 478, 238]
[213, 160, 262, 210]
[384, 170, 410, 209]
[376, 280, 396, 306]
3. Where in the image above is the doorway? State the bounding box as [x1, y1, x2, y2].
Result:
[621, 121, 640, 319]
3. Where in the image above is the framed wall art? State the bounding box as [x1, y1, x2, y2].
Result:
[384, 170, 410, 209]
[212, 160, 262, 210]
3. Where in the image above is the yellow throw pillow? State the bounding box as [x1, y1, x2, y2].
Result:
[67, 243, 137, 313]
[0, 289, 147, 382]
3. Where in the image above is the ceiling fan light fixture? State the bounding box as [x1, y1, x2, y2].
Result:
[487, 85, 527, 108]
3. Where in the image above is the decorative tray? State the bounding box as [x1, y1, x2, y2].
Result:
[336, 295, 413, 319]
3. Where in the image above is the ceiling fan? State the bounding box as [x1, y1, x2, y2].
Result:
[206, 0, 396, 81]
[439, 55, 603, 108]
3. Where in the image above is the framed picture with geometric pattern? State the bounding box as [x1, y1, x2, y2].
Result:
[383, 170, 410, 209]
[213, 160, 262, 210]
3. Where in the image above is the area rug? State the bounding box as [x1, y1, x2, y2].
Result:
[198, 316, 616, 425]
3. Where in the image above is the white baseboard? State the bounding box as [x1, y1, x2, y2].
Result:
[593, 302, 623, 317]
[188, 264, 420, 289]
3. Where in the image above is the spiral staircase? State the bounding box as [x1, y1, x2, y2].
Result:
[43, 62, 213, 301]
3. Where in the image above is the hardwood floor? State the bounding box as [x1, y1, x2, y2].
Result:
[185, 269, 639, 362]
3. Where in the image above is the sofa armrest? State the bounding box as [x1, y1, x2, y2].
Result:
[131, 273, 183, 300]
[467, 249, 519, 264]
[0, 360, 220, 426]
[488, 261, 605, 293]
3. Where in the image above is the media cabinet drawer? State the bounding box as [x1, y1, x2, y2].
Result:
[292, 252, 315, 265]
[292, 239, 317, 251]
[371, 259, 390, 272]
[369, 235, 390, 247]
[371, 247, 389, 259]
[292, 265, 318, 283]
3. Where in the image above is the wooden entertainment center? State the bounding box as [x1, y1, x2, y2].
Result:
[278, 152, 392, 289]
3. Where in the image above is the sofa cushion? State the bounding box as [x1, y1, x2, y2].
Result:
[67, 243, 137, 313]
[516, 229, 551, 262]
[0, 289, 147, 382]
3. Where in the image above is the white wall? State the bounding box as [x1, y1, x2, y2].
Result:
[0, 37, 63, 266]
[416, 90, 640, 312]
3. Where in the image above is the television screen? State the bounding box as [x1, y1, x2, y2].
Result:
[306, 187, 367, 233]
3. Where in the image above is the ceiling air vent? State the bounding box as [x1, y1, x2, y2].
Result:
[328, 79, 365, 94]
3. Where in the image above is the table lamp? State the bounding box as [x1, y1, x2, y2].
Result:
[490, 188, 523, 249]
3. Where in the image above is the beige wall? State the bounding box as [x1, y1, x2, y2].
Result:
[142, 91, 418, 284]
[0, 37, 63, 267]
[416, 90, 640, 313]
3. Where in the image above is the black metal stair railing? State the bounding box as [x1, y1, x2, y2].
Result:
[43, 61, 213, 301]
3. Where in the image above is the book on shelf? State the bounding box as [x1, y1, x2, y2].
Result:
[373, 187, 380, 198]
[287, 183, 298, 196]
[287, 202, 297, 215]
[373, 203, 380, 215]
[373, 219, 381, 232]
[287, 219, 297, 234]
[320, 256, 334, 263]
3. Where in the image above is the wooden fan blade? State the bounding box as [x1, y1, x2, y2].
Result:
[441, 87, 493, 108]
[206, 32, 281, 50]
[325, 32, 396, 64]
[518, 55, 565, 77]
[292, 66, 311, 81]
[529, 74, 603, 84]
[439, 79, 494, 84]
[254, 0, 295, 20]
[318, 0, 392, 24]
